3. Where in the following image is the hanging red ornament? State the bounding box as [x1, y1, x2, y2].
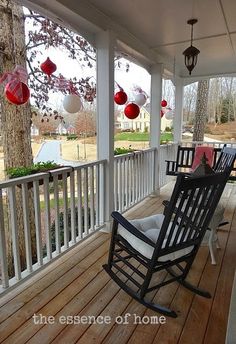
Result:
[5, 81, 30, 105]
[161, 99, 167, 107]
[114, 90, 128, 105]
[40, 57, 57, 77]
[124, 103, 140, 119]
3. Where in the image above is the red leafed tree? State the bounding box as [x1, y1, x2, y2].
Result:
[25, 8, 96, 116]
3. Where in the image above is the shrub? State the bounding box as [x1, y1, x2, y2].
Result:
[114, 147, 135, 155]
[7, 161, 59, 178]
[67, 134, 78, 140]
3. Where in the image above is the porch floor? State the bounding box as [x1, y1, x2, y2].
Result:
[0, 182, 235, 344]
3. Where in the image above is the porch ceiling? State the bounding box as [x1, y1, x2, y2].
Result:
[20, 0, 236, 80]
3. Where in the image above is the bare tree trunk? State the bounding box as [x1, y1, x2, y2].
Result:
[0, 1, 36, 275]
[193, 80, 209, 142]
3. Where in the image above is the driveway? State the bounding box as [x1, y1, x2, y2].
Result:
[183, 133, 222, 143]
[34, 140, 81, 167]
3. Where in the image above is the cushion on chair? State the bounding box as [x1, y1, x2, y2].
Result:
[117, 214, 193, 260]
[191, 146, 214, 171]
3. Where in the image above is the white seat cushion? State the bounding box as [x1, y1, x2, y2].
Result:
[118, 214, 193, 260]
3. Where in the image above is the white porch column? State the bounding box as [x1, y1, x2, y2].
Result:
[173, 77, 184, 143]
[150, 63, 163, 195]
[96, 30, 115, 230]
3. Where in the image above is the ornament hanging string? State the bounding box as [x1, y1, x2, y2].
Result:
[132, 85, 148, 98]
[115, 81, 124, 91]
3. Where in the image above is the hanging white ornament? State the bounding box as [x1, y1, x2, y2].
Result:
[134, 93, 147, 107]
[63, 94, 82, 113]
[165, 108, 174, 120]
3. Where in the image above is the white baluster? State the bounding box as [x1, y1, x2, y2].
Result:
[33, 180, 43, 266]
[77, 169, 83, 239]
[89, 166, 95, 232]
[22, 184, 32, 272]
[83, 167, 89, 236]
[62, 173, 69, 248]
[53, 175, 61, 253]
[43, 176, 51, 260]
[95, 164, 100, 227]
[70, 170, 76, 244]
[0, 190, 9, 288]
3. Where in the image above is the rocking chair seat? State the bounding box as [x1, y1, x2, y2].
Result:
[118, 214, 193, 260]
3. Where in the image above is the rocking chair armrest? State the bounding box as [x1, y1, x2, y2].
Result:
[111, 211, 155, 247]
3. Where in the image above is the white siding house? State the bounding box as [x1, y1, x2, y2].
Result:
[116, 106, 172, 132]
[31, 124, 39, 136]
[55, 122, 76, 135]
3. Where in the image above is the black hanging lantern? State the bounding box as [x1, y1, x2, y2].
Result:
[183, 19, 200, 75]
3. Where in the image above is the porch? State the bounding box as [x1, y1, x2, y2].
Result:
[0, 181, 235, 344]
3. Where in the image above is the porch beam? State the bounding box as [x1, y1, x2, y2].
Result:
[96, 30, 115, 230]
[173, 77, 184, 143]
[150, 63, 163, 195]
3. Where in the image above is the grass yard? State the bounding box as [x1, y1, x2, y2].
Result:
[115, 132, 173, 142]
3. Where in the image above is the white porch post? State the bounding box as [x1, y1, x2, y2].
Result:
[173, 77, 184, 143]
[96, 30, 115, 230]
[150, 63, 163, 195]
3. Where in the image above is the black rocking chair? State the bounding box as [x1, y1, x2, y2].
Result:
[103, 169, 231, 318]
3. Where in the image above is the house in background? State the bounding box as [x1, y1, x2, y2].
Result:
[55, 122, 76, 135]
[30, 124, 39, 136]
[116, 105, 172, 132]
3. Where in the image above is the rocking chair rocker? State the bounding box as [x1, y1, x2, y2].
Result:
[103, 169, 231, 318]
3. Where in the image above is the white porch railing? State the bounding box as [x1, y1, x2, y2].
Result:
[114, 148, 156, 212]
[0, 160, 106, 294]
[113, 144, 179, 212]
[2, 140, 230, 294]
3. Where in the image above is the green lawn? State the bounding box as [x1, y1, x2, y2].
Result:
[114, 132, 173, 142]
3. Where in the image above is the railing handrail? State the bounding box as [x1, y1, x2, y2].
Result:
[114, 147, 156, 160]
[0, 172, 50, 189]
[73, 159, 107, 169]
[0, 159, 107, 189]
